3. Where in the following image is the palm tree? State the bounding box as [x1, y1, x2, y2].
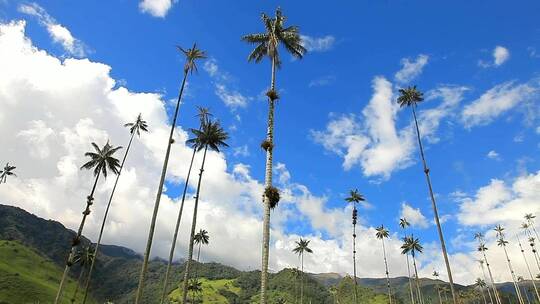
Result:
[477, 242, 502, 304]
[525, 214, 540, 241]
[518, 276, 532, 304]
[329, 285, 338, 304]
[401, 235, 424, 304]
[135, 43, 206, 304]
[517, 232, 540, 303]
[397, 86, 457, 304]
[476, 278, 488, 304]
[293, 238, 313, 304]
[433, 271, 443, 304]
[495, 225, 525, 304]
[71, 246, 95, 304]
[55, 141, 121, 304]
[82, 114, 148, 304]
[187, 278, 203, 303]
[346, 189, 365, 304]
[0, 162, 16, 183]
[242, 8, 306, 303]
[478, 259, 495, 304]
[193, 229, 210, 283]
[522, 222, 540, 271]
[400, 218, 416, 304]
[160, 107, 212, 304]
[181, 120, 229, 304]
[376, 225, 393, 304]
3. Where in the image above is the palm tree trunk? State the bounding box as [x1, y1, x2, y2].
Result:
[71, 268, 86, 303]
[260, 55, 277, 304]
[482, 251, 502, 304]
[518, 236, 540, 303]
[411, 105, 457, 304]
[160, 147, 197, 304]
[181, 146, 208, 304]
[411, 253, 424, 304]
[55, 171, 101, 304]
[481, 287, 488, 304]
[352, 212, 358, 304]
[406, 253, 416, 304]
[501, 244, 525, 304]
[522, 285, 531, 304]
[135, 70, 189, 304]
[436, 283, 443, 304]
[381, 238, 392, 304]
[82, 131, 136, 304]
[480, 262, 495, 304]
[301, 253, 304, 304]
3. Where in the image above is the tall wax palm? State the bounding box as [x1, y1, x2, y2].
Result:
[0, 162, 16, 183]
[517, 232, 540, 303]
[160, 107, 212, 304]
[525, 214, 540, 241]
[433, 271, 443, 304]
[477, 242, 502, 304]
[400, 218, 416, 304]
[478, 259, 495, 304]
[376, 225, 393, 304]
[55, 141, 121, 304]
[293, 238, 313, 304]
[475, 278, 488, 304]
[193, 229, 210, 281]
[181, 120, 229, 304]
[495, 225, 525, 304]
[71, 246, 95, 304]
[82, 114, 148, 304]
[401, 235, 424, 304]
[135, 43, 206, 304]
[242, 8, 306, 303]
[397, 86, 457, 304]
[346, 189, 365, 304]
[522, 222, 540, 271]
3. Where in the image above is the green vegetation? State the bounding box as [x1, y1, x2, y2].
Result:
[169, 278, 240, 303]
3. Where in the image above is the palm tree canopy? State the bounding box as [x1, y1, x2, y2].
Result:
[195, 106, 212, 126]
[399, 218, 410, 229]
[194, 229, 210, 245]
[124, 113, 149, 136]
[494, 224, 505, 237]
[80, 142, 122, 178]
[474, 232, 485, 241]
[477, 244, 488, 252]
[74, 246, 95, 268]
[292, 238, 313, 256]
[0, 162, 16, 182]
[433, 271, 439, 277]
[345, 189, 365, 204]
[525, 213, 536, 221]
[376, 225, 389, 239]
[241, 7, 306, 66]
[401, 235, 423, 256]
[186, 120, 229, 152]
[397, 86, 424, 108]
[521, 222, 530, 230]
[497, 238, 509, 247]
[177, 43, 207, 74]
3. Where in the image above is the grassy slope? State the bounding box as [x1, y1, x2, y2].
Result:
[0, 240, 96, 304]
[168, 278, 240, 303]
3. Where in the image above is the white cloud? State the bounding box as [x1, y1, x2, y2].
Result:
[300, 35, 335, 52]
[479, 46, 510, 68]
[308, 75, 336, 87]
[138, 0, 175, 18]
[18, 3, 86, 56]
[400, 202, 429, 228]
[486, 150, 500, 160]
[204, 58, 249, 109]
[232, 145, 249, 157]
[394, 54, 429, 84]
[461, 80, 538, 128]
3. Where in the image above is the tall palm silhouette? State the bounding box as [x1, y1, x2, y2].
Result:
[181, 120, 229, 304]
[478, 259, 494, 304]
[522, 221, 540, 271]
[397, 86, 457, 304]
[401, 235, 424, 304]
[400, 218, 416, 304]
[495, 225, 525, 304]
[135, 43, 206, 304]
[71, 246, 95, 304]
[475, 232, 502, 304]
[376, 225, 393, 304]
[346, 189, 365, 304]
[55, 141, 122, 304]
[518, 276, 532, 304]
[293, 238, 313, 304]
[242, 8, 306, 303]
[82, 114, 148, 304]
[475, 278, 488, 304]
[160, 107, 212, 304]
[525, 214, 540, 241]
[432, 271, 443, 304]
[194, 229, 210, 279]
[0, 162, 16, 183]
[517, 231, 540, 302]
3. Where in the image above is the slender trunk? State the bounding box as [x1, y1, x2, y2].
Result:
[525, 229, 540, 273]
[181, 146, 208, 304]
[522, 284, 531, 304]
[301, 253, 304, 304]
[55, 171, 101, 304]
[501, 244, 525, 304]
[480, 287, 488, 304]
[518, 235, 540, 303]
[406, 253, 416, 304]
[135, 70, 189, 303]
[411, 253, 424, 304]
[480, 262, 495, 304]
[71, 268, 86, 303]
[435, 281, 443, 304]
[352, 211, 358, 304]
[82, 132, 135, 304]
[381, 238, 392, 304]
[411, 105, 457, 304]
[482, 251, 503, 304]
[260, 56, 277, 304]
[160, 147, 197, 304]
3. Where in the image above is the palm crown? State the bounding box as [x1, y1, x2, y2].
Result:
[124, 113, 148, 136]
[494, 224, 505, 238]
[477, 244, 488, 252]
[177, 43, 207, 74]
[345, 189, 365, 204]
[401, 235, 423, 257]
[195, 106, 213, 126]
[399, 218, 410, 229]
[376, 225, 390, 239]
[194, 229, 210, 245]
[0, 162, 16, 183]
[74, 246, 95, 268]
[80, 142, 122, 178]
[292, 238, 313, 256]
[242, 7, 306, 66]
[397, 86, 424, 108]
[433, 271, 439, 278]
[186, 120, 229, 152]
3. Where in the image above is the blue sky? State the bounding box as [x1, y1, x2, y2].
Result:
[1, 0, 540, 283]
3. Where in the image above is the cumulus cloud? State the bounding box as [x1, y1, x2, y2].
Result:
[479, 46, 510, 68]
[300, 35, 335, 52]
[203, 58, 250, 109]
[139, 0, 175, 18]
[394, 54, 429, 84]
[400, 202, 429, 228]
[486, 150, 500, 160]
[18, 3, 86, 56]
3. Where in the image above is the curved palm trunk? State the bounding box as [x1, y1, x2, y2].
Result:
[381, 238, 392, 304]
[480, 262, 495, 304]
[352, 209, 359, 304]
[82, 131, 136, 304]
[482, 251, 502, 304]
[181, 146, 208, 304]
[160, 148, 197, 304]
[411, 105, 457, 304]
[71, 268, 86, 303]
[260, 56, 277, 304]
[411, 253, 424, 304]
[518, 236, 540, 303]
[300, 253, 304, 304]
[406, 253, 416, 304]
[501, 244, 525, 304]
[135, 70, 189, 304]
[55, 171, 101, 304]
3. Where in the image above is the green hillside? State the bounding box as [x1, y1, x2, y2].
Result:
[0, 240, 96, 304]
